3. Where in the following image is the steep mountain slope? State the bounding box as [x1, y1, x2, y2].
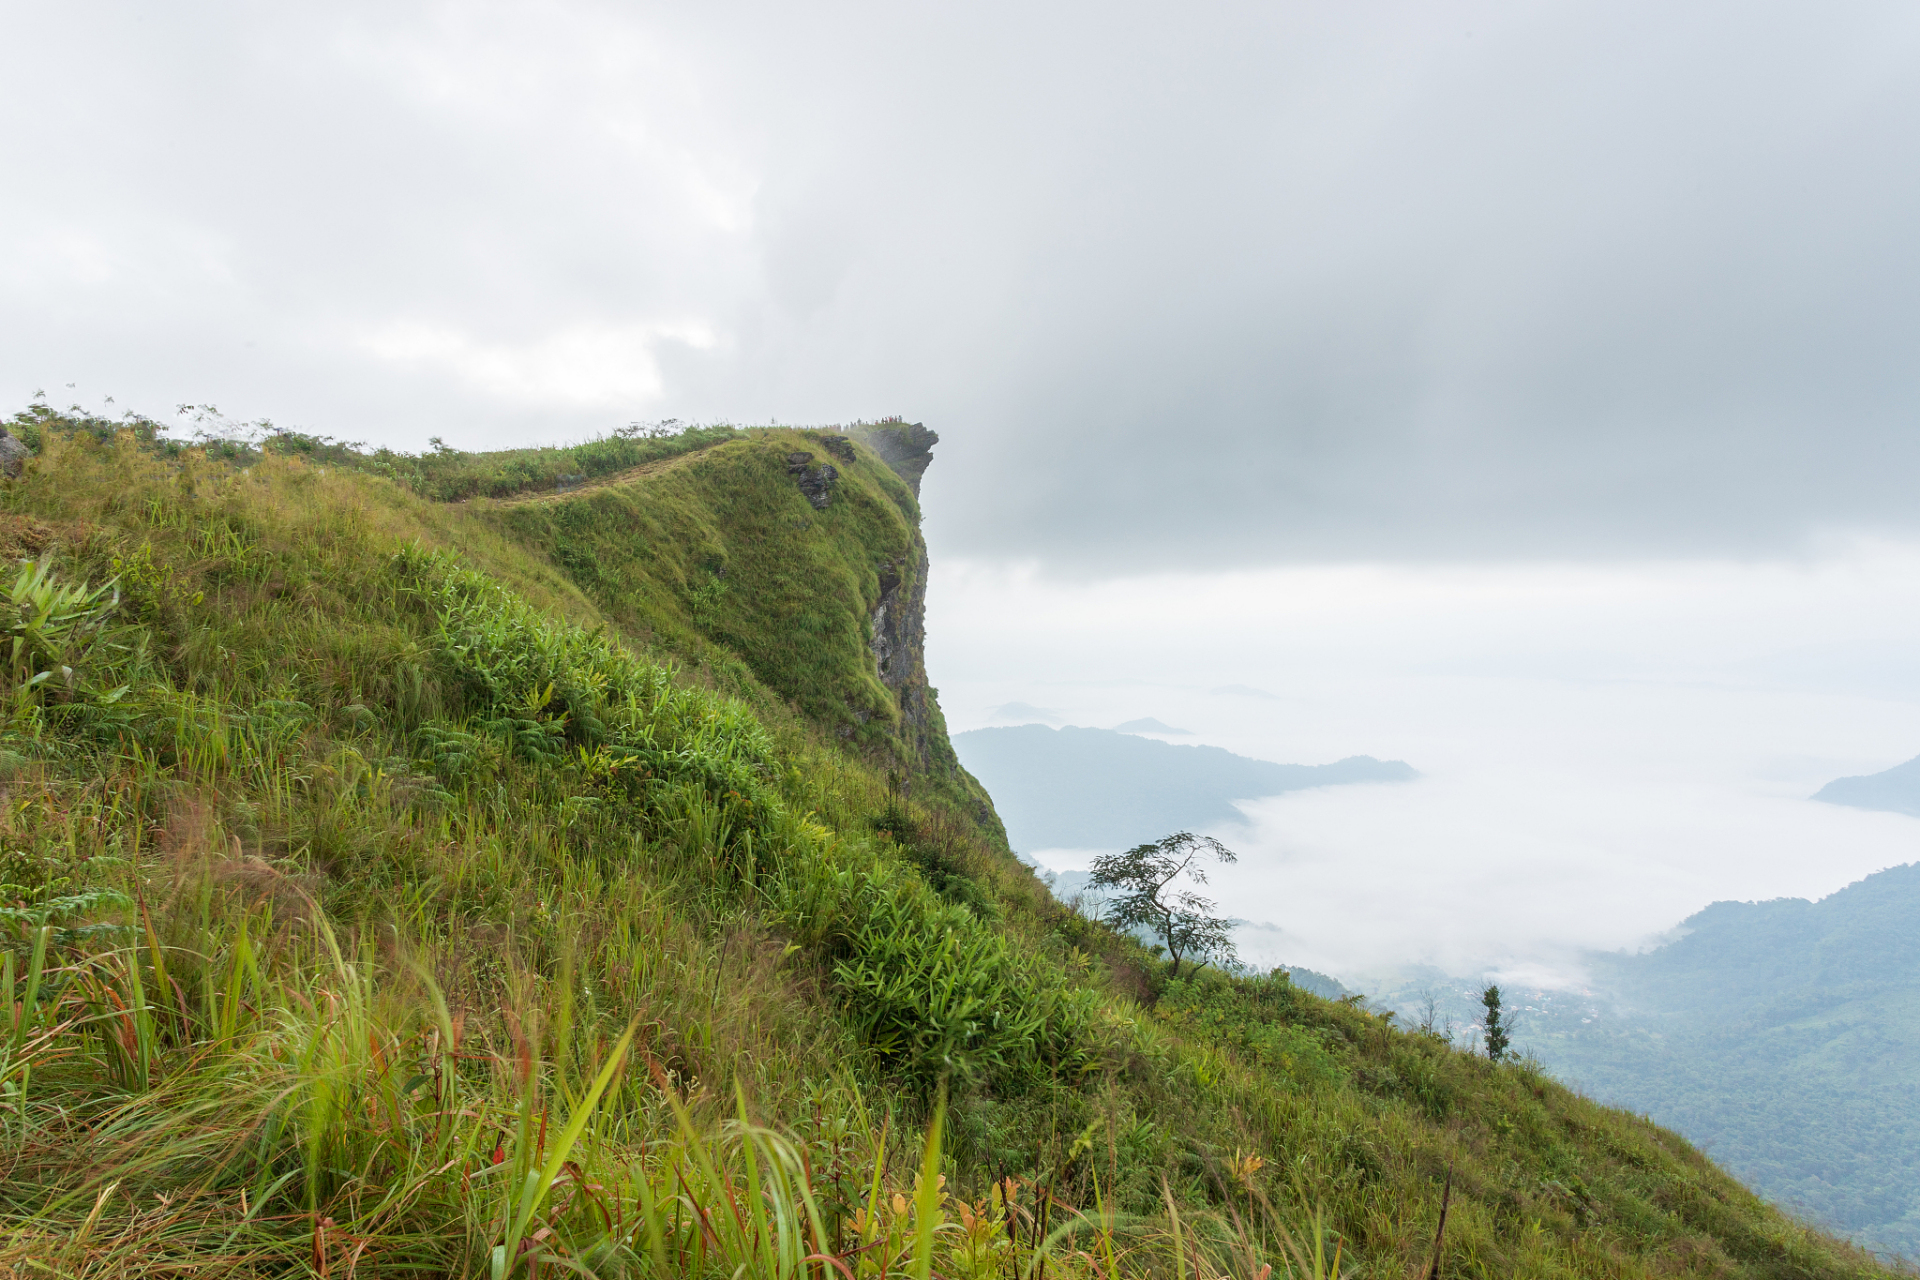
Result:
[0, 406, 1895, 1278]
[475, 425, 965, 783]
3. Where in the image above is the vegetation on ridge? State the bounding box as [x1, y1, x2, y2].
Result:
[0, 410, 1902, 1277]
[1520, 862, 1920, 1260]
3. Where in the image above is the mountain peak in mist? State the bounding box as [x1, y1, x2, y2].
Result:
[989, 700, 1060, 723]
[1114, 717, 1191, 735]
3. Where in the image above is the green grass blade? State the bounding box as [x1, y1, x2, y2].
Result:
[502, 1015, 637, 1276]
[910, 1084, 946, 1280]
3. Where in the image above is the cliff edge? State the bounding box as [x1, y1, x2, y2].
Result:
[474, 423, 992, 821]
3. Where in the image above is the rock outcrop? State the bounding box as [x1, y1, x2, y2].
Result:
[784, 451, 839, 509]
[849, 422, 938, 497]
[848, 427, 952, 775]
[0, 429, 30, 478]
[868, 529, 943, 769]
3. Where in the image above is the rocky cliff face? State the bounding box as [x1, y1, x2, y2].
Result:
[0, 428, 29, 478]
[849, 421, 938, 498]
[855, 425, 957, 779]
[868, 526, 945, 770]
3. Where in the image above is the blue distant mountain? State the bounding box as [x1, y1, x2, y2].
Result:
[988, 700, 1060, 722]
[1812, 754, 1920, 817]
[1368, 860, 1920, 1257]
[1522, 862, 1920, 1259]
[951, 723, 1415, 851]
[1113, 717, 1190, 735]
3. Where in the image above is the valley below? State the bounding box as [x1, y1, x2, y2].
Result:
[948, 684, 1920, 1264]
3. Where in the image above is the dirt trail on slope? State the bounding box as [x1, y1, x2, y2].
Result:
[480, 449, 710, 506]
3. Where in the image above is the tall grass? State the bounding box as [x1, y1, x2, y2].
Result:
[0, 842, 1340, 1278]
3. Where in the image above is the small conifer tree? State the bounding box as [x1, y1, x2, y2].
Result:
[1481, 984, 1510, 1061]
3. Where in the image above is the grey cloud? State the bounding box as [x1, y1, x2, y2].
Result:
[7, 2, 1920, 570]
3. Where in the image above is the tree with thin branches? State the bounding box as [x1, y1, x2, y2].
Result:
[1086, 831, 1239, 979]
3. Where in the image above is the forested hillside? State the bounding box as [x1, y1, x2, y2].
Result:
[1532, 864, 1920, 1260]
[0, 407, 1895, 1277]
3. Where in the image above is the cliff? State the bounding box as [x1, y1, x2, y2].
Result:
[470, 425, 983, 819]
[849, 419, 939, 497]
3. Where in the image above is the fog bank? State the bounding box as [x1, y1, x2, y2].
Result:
[929, 542, 1920, 979]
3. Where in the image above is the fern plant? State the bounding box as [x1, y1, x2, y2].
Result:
[4, 560, 123, 717]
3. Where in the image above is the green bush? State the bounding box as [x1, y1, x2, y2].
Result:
[400, 547, 775, 816]
[398, 546, 1098, 1092]
[771, 834, 1097, 1091]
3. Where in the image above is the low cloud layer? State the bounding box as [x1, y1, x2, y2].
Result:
[927, 542, 1920, 977]
[7, 2, 1920, 569]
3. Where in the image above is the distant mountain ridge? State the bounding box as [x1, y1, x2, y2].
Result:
[1521, 862, 1920, 1258]
[951, 723, 1415, 850]
[1813, 753, 1920, 817]
[1365, 862, 1920, 1257]
[1113, 717, 1190, 735]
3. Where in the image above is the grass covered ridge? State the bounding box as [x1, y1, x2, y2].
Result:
[0, 415, 1902, 1277]
[476, 428, 938, 752]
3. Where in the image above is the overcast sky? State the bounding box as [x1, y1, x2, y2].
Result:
[10, 1, 1920, 570]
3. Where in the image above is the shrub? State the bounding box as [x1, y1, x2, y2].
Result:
[772, 835, 1097, 1092]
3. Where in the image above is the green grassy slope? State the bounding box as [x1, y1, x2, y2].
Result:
[0, 409, 1899, 1278]
[479, 432, 936, 750]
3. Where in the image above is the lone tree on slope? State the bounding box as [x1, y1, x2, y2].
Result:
[1480, 984, 1511, 1062]
[1086, 831, 1239, 979]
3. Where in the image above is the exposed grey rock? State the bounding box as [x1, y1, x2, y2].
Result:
[867, 529, 942, 771]
[805, 431, 857, 463]
[0, 429, 29, 478]
[784, 450, 839, 509]
[848, 422, 938, 497]
[869, 560, 906, 683]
